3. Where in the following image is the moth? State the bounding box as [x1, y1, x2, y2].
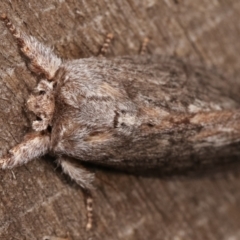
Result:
[1, 14, 240, 196]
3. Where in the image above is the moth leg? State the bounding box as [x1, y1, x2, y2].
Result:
[57, 157, 94, 230]
[57, 157, 95, 189]
[139, 37, 150, 55]
[0, 14, 61, 80]
[0, 132, 50, 169]
[98, 33, 114, 57]
[85, 195, 94, 231]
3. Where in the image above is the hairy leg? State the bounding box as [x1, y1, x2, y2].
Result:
[0, 14, 61, 80]
[57, 157, 94, 230]
[0, 132, 50, 169]
[57, 157, 95, 189]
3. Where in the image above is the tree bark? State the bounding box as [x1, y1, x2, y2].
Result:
[0, 1, 240, 240]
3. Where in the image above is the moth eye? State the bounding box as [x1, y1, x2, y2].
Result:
[38, 90, 46, 95]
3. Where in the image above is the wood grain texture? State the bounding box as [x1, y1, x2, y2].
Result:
[0, 0, 240, 239]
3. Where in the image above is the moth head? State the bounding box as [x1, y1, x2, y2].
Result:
[27, 79, 55, 131]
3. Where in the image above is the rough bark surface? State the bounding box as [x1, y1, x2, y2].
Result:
[0, 1, 240, 240]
